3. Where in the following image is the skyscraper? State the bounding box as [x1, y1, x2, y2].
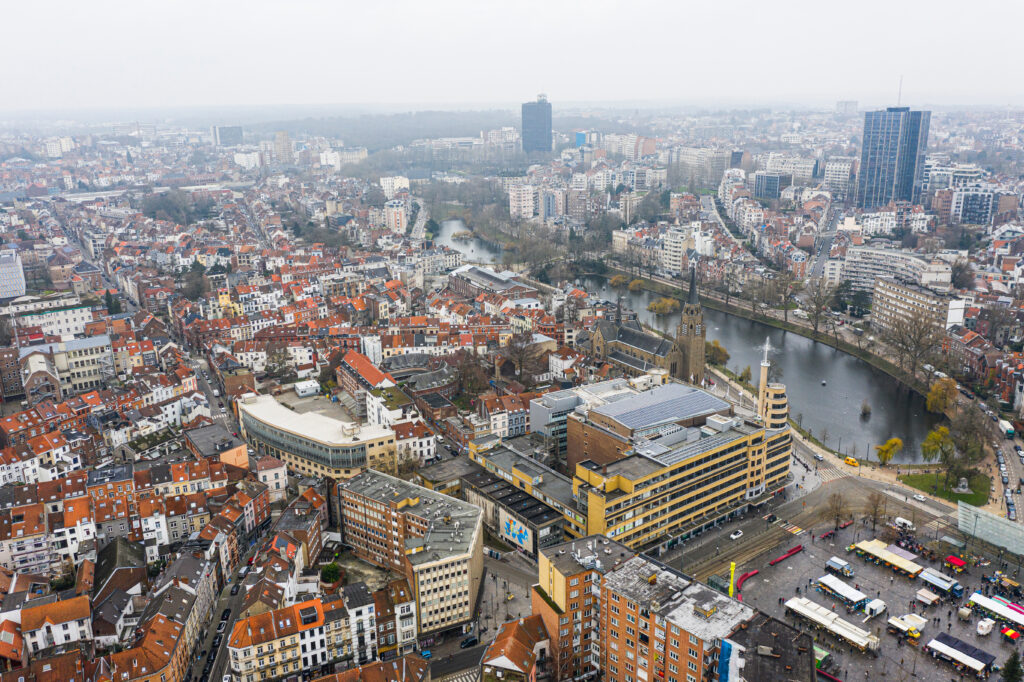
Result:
[273, 130, 293, 165]
[855, 107, 930, 209]
[211, 125, 243, 146]
[521, 95, 552, 153]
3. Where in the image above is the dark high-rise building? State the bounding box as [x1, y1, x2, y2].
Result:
[521, 95, 552, 153]
[855, 107, 930, 209]
[211, 125, 243, 146]
[753, 171, 791, 200]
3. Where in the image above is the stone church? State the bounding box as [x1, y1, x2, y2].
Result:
[585, 268, 705, 382]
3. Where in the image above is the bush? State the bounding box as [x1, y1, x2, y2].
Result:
[320, 562, 342, 584]
[647, 298, 680, 314]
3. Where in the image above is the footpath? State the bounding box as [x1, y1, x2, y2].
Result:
[705, 367, 976, 516]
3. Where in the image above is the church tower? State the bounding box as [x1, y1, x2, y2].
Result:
[676, 267, 706, 383]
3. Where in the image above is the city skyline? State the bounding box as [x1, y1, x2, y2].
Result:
[3, 0, 1023, 112]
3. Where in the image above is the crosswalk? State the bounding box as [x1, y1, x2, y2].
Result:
[763, 514, 807, 535]
[817, 466, 849, 484]
[436, 670, 480, 682]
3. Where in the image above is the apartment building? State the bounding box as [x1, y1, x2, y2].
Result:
[510, 185, 537, 219]
[22, 595, 92, 655]
[531, 536, 634, 680]
[338, 470, 483, 643]
[16, 303, 94, 339]
[239, 394, 397, 479]
[18, 335, 113, 395]
[227, 596, 349, 682]
[872, 276, 966, 336]
[827, 246, 951, 294]
[600, 556, 755, 682]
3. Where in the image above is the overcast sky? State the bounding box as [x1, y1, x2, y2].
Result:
[4, 0, 1022, 113]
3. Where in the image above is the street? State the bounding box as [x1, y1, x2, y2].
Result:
[188, 543, 260, 682]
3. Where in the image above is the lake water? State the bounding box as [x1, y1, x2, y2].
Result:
[582, 276, 941, 463]
[435, 219, 502, 264]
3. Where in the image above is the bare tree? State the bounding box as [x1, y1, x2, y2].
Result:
[805, 278, 837, 335]
[884, 311, 943, 378]
[502, 332, 546, 388]
[826, 492, 846, 530]
[866, 491, 886, 532]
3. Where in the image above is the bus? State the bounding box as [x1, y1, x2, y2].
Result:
[784, 597, 880, 652]
[919, 567, 964, 599]
[1000, 419, 1015, 438]
[923, 632, 995, 677]
[813, 645, 831, 670]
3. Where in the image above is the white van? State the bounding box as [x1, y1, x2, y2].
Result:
[894, 517, 916, 532]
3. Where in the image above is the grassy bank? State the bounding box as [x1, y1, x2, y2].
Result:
[898, 472, 990, 507]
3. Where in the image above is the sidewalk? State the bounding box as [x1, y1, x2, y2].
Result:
[707, 366, 959, 512]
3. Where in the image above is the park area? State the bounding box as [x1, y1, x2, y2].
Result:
[899, 471, 991, 507]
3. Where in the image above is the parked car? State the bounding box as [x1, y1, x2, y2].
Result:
[221, 609, 232, 621]
[420, 650, 432, 659]
[217, 621, 227, 633]
[212, 635, 222, 648]
[461, 636, 479, 648]
[913, 494, 926, 502]
[230, 584, 240, 595]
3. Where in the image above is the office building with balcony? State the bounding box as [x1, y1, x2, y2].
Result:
[238, 394, 396, 479]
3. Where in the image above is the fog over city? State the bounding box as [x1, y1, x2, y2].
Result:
[4, 2, 1024, 682]
[3, 0, 1023, 115]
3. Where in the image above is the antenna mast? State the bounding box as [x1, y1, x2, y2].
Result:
[897, 75, 904, 106]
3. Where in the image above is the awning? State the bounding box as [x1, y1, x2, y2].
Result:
[945, 555, 966, 568]
[1002, 627, 1020, 640]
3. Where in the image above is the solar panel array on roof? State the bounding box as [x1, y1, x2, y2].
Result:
[593, 384, 728, 430]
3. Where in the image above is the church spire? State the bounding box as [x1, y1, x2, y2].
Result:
[687, 266, 699, 304]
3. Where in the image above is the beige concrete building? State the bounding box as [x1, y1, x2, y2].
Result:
[339, 470, 483, 642]
[238, 394, 397, 479]
[871, 276, 965, 336]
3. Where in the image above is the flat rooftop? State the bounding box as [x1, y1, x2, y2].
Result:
[604, 556, 755, 642]
[540, 535, 634, 577]
[239, 394, 391, 445]
[475, 446, 578, 515]
[416, 457, 481, 485]
[462, 470, 562, 528]
[726, 611, 815, 682]
[369, 386, 413, 409]
[591, 383, 729, 433]
[185, 423, 243, 457]
[339, 469, 481, 566]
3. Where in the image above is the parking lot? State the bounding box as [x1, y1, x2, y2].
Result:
[741, 525, 1016, 680]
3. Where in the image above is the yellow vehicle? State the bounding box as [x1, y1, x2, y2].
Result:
[844, 457, 859, 467]
[506, 593, 514, 602]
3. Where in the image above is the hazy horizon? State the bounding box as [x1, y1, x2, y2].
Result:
[4, 0, 1023, 116]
